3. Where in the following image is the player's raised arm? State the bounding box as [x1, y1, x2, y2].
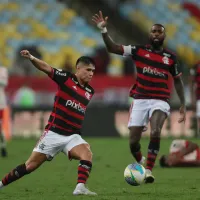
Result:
[92, 11, 123, 55]
[20, 50, 52, 75]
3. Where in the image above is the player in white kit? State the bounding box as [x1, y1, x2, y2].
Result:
[159, 139, 200, 167]
[0, 66, 8, 157]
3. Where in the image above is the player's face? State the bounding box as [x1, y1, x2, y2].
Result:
[149, 25, 165, 47]
[77, 64, 95, 83]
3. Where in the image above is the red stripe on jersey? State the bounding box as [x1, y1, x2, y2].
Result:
[56, 104, 84, 120]
[65, 78, 92, 100]
[51, 113, 81, 128]
[58, 91, 86, 109]
[185, 140, 189, 148]
[134, 90, 169, 98]
[137, 49, 174, 65]
[137, 82, 170, 93]
[135, 61, 169, 74]
[137, 73, 168, 84]
[47, 122, 74, 132]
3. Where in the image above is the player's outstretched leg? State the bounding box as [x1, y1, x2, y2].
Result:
[129, 127, 145, 164]
[145, 110, 166, 183]
[0, 152, 47, 189]
[69, 144, 97, 196]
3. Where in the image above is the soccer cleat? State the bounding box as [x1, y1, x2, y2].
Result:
[138, 156, 146, 165]
[145, 169, 155, 183]
[0, 181, 4, 189]
[1, 148, 7, 157]
[73, 183, 97, 196]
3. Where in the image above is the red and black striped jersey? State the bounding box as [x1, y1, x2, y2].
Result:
[190, 62, 200, 100]
[45, 67, 95, 136]
[122, 44, 182, 102]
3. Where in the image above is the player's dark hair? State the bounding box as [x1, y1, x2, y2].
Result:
[152, 24, 165, 30]
[159, 155, 169, 167]
[76, 56, 95, 67]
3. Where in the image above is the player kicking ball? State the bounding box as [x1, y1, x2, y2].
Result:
[0, 50, 97, 196]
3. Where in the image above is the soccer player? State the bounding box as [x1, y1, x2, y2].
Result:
[0, 50, 97, 196]
[190, 61, 200, 137]
[0, 66, 8, 157]
[92, 11, 186, 183]
[159, 139, 200, 167]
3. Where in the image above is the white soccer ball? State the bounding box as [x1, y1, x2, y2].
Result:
[124, 163, 146, 186]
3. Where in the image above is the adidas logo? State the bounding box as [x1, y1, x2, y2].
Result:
[145, 54, 150, 58]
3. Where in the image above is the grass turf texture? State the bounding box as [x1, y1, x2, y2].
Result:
[0, 138, 200, 200]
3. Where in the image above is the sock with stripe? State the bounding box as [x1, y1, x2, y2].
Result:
[146, 138, 160, 171]
[1, 163, 30, 187]
[77, 160, 92, 184]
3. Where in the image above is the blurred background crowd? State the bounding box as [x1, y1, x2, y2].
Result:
[1, 0, 200, 138]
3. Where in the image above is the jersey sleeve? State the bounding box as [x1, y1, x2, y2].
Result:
[122, 45, 138, 57]
[169, 139, 187, 153]
[49, 67, 71, 85]
[169, 58, 182, 78]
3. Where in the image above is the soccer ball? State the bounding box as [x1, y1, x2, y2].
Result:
[124, 163, 146, 186]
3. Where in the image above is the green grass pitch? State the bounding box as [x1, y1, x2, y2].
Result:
[0, 138, 200, 200]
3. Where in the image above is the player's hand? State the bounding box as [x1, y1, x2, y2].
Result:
[178, 104, 186, 123]
[92, 10, 108, 29]
[20, 50, 32, 59]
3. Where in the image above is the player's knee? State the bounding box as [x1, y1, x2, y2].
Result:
[151, 128, 161, 137]
[25, 161, 40, 173]
[129, 134, 140, 144]
[80, 149, 93, 161]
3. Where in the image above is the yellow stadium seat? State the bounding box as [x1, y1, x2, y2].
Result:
[129, 10, 153, 32]
[177, 45, 195, 66]
[168, 3, 181, 12]
[6, 2, 19, 11]
[108, 57, 123, 76]
[186, 16, 200, 29]
[165, 24, 177, 39]
[190, 31, 200, 42]
[81, 38, 97, 47]
[35, 3, 49, 11]
[58, 8, 76, 25]
[141, 0, 155, 6]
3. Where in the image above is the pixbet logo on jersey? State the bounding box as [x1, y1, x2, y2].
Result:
[66, 100, 85, 113]
[143, 67, 165, 77]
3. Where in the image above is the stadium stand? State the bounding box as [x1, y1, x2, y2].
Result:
[1, 0, 123, 75]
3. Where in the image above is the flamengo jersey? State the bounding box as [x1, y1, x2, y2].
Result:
[45, 68, 95, 136]
[0, 66, 8, 109]
[170, 140, 200, 162]
[123, 45, 182, 102]
[190, 62, 200, 100]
